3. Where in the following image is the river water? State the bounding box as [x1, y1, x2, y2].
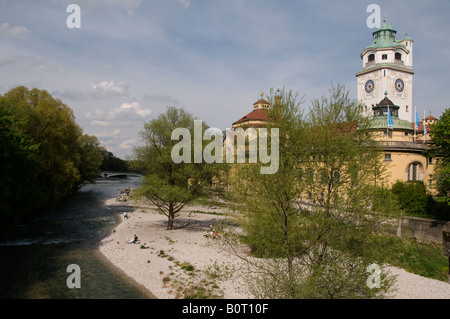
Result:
[0, 175, 154, 299]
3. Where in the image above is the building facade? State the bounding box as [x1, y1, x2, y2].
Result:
[356, 20, 436, 192]
[231, 20, 437, 192]
[355, 19, 414, 122]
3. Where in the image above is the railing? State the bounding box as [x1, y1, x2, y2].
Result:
[364, 61, 375, 68]
[377, 141, 431, 150]
[364, 59, 406, 68]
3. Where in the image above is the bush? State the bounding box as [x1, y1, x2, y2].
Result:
[391, 181, 450, 220]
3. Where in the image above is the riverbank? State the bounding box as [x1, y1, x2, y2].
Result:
[99, 198, 252, 298]
[99, 198, 450, 299]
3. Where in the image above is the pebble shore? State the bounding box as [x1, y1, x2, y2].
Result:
[99, 198, 450, 299]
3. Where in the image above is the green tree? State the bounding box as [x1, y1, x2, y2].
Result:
[429, 108, 450, 205]
[0, 103, 41, 225]
[132, 106, 216, 230]
[1, 86, 104, 217]
[227, 86, 397, 299]
[100, 149, 129, 172]
[78, 134, 104, 185]
[3, 87, 83, 205]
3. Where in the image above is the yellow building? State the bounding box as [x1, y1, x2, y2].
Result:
[230, 20, 438, 192]
[368, 92, 435, 191]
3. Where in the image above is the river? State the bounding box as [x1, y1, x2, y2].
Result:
[0, 175, 154, 299]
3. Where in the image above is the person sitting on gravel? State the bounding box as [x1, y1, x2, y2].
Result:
[203, 225, 221, 239]
[127, 234, 140, 244]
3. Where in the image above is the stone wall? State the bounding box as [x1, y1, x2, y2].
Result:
[398, 216, 450, 244]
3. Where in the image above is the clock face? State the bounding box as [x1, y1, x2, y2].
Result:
[365, 80, 375, 93]
[395, 79, 405, 92]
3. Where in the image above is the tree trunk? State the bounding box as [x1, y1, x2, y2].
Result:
[167, 203, 174, 230]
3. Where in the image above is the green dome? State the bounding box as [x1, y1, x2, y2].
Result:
[364, 19, 406, 50]
[370, 116, 413, 131]
[401, 34, 413, 41]
[376, 20, 395, 32]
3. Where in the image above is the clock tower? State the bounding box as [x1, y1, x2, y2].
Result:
[355, 20, 414, 122]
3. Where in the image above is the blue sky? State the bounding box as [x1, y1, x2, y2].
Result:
[1, 0, 449, 158]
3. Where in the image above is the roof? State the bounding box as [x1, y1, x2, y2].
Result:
[232, 109, 268, 126]
[253, 98, 269, 106]
[401, 34, 413, 42]
[376, 95, 397, 108]
[411, 120, 434, 134]
[364, 20, 408, 51]
[371, 116, 414, 130]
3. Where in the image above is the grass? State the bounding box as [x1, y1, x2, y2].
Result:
[244, 230, 449, 282]
[155, 249, 224, 298]
[190, 192, 235, 211]
[191, 210, 224, 216]
[379, 235, 449, 282]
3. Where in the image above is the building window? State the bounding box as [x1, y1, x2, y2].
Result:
[395, 52, 402, 60]
[406, 105, 409, 112]
[382, 54, 388, 60]
[368, 54, 375, 62]
[384, 154, 392, 161]
[406, 162, 424, 181]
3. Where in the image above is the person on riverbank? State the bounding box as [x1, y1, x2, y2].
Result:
[123, 212, 129, 219]
[127, 234, 140, 244]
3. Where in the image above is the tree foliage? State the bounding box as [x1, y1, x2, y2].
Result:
[392, 181, 449, 220]
[100, 149, 129, 172]
[227, 85, 399, 299]
[0, 86, 105, 228]
[429, 108, 450, 205]
[132, 106, 217, 230]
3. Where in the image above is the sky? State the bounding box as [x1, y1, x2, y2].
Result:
[1, 0, 449, 159]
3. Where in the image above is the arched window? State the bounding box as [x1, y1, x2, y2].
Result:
[395, 52, 402, 61]
[368, 54, 375, 62]
[406, 162, 424, 181]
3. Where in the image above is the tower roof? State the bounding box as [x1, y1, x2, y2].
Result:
[232, 92, 270, 128]
[364, 19, 407, 50]
[232, 109, 268, 126]
[370, 92, 412, 131]
[373, 19, 396, 35]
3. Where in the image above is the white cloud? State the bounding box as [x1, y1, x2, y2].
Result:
[178, 0, 192, 9]
[93, 80, 129, 96]
[59, 80, 129, 101]
[95, 129, 120, 139]
[90, 120, 111, 127]
[0, 22, 30, 37]
[0, 52, 57, 73]
[143, 93, 179, 106]
[64, 0, 144, 13]
[109, 101, 152, 120]
[119, 138, 137, 150]
[85, 109, 106, 119]
[86, 102, 152, 123]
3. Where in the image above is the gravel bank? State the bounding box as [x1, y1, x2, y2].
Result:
[99, 199, 450, 299]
